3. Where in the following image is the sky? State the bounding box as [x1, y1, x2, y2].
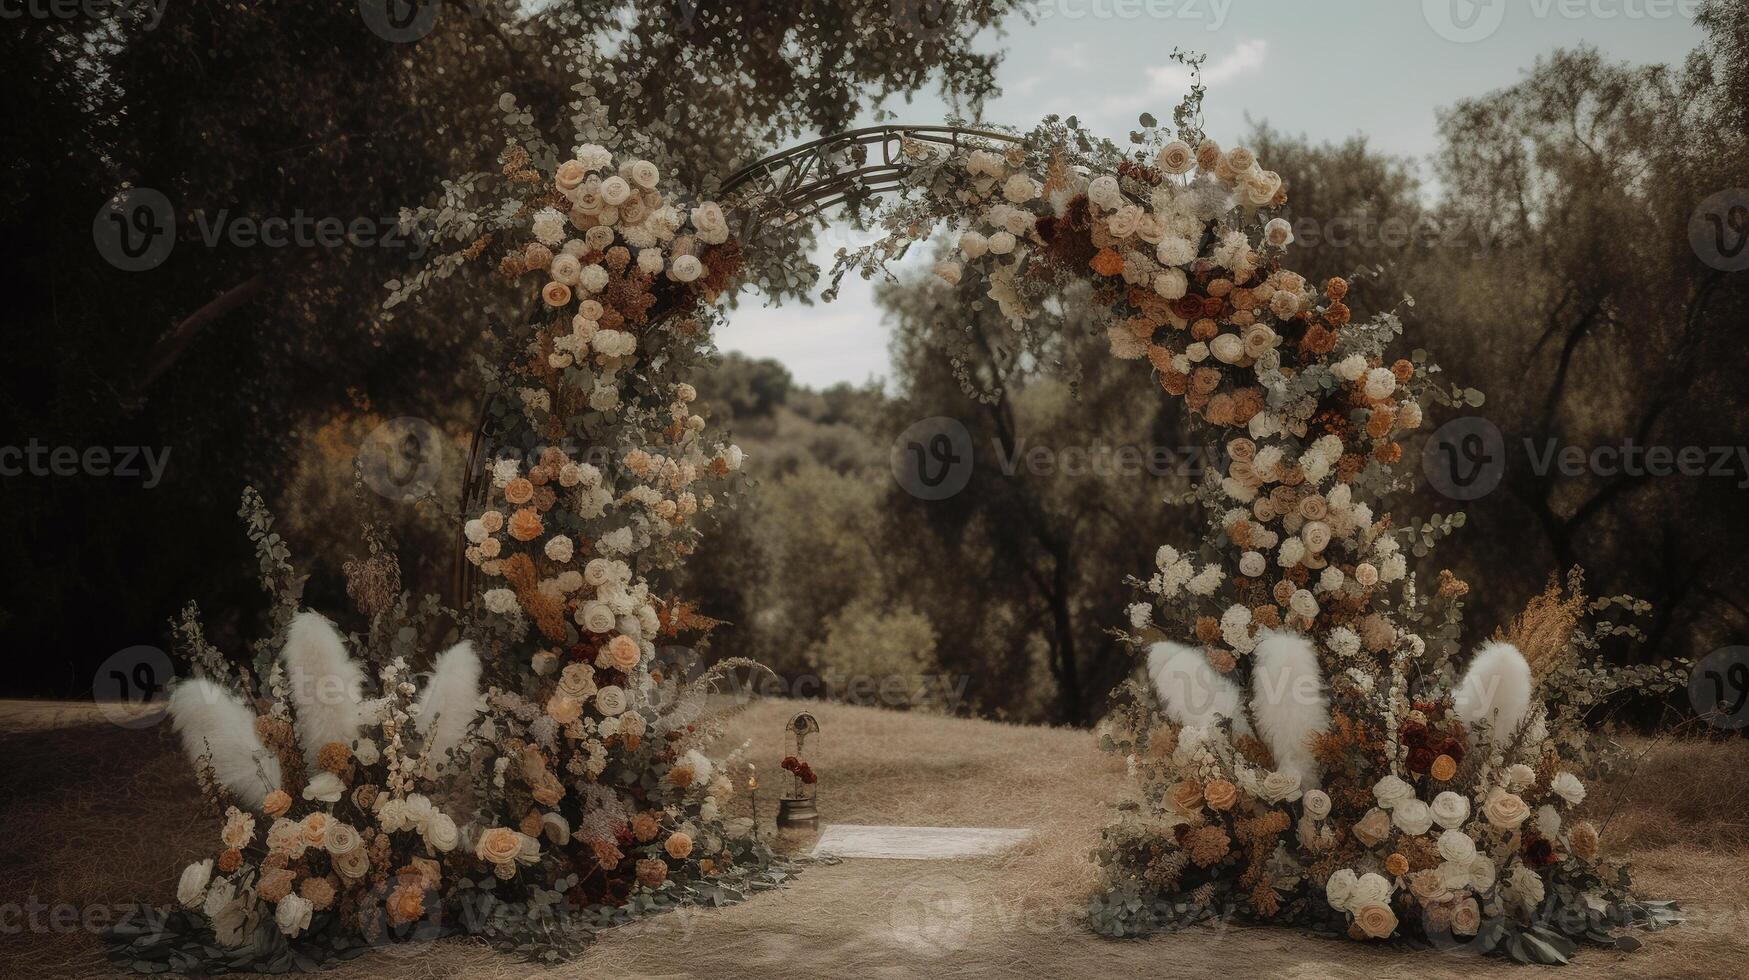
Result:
[715, 0, 1708, 390]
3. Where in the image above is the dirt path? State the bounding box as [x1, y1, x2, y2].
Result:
[2, 700, 1745, 979]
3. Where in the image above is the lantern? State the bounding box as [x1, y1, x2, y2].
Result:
[776, 711, 820, 830]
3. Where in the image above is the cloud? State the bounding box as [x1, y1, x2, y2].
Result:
[1049, 41, 1091, 71]
[1102, 38, 1269, 118]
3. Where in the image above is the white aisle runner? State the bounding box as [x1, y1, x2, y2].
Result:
[809, 824, 1033, 860]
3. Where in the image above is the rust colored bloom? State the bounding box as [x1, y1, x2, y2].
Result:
[257, 868, 296, 903]
[1323, 302, 1351, 327]
[1374, 442, 1402, 464]
[1391, 359, 1414, 383]
[635, 858, 668, 888]
[1206, 648, 1238, 673]
[300, 876, 337, 912]
[1185, 825, 1232, 866]
[508, 507, 544, 542]
[387, 881, 425, 927]
[1569, 821, 1600, 861]
[217, 848, 243, 873]
[632, 812, 661, 843]
[1090, 247, 1124, 277]
[1195, 616, 1221, 644]
[1204, 779, 1239, 811]
[1326, 277, 1349, 301]
[1430, 754, 1458, 782]
[1385, 852, 1410, 877]
[667, 762, 696, 789]
[317, 741, 352, 774]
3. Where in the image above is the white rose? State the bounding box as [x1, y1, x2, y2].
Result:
[1550, 771, 1586, 806]
[628, 160, 660, 189]
[302, 772, 344, 803]
[1392, 798, 1434, 835]
[1156, 236, 1196, 267]
[274, 894, 314, 938]
[579, 264, 609, 293]
[669, 254, 704, 283]
[1371, 773, 1413, 812]
[1430, 791, 1470, 830]
[1087, 175, 1122, 210]
[1363, 366, 1397, 400]
[1263, 217, 1294, 248]
[1303, 789, 1332, 821]
[1438, 859, 1473, 892]
[1324, 868, 1358, 911]
[1154, 267, 1188, 300]
[323, 821, 363, 856]
[1504, 763, 1536, 792]
[988, 231, 1017, 255]
[1437, 829, 1477, 865]
[1350, 872, 1393, 909]
[176, 859, 213, 908]
[1260, 770, 1303, 803]
[600, 176, 633, 207]
[530, 207, 567, 246]
[1468, 854, 1498, 891]
[424, 812, 460, 853]
[595, 685, 627, 716]
[1238, 551, 1266, 578]
[1001, 174, 1038, 203]
[1536, 804, 1562, 839]
[1506, 864, 1545, 912]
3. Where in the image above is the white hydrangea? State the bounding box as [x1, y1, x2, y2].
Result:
[531, 207, 567, 246]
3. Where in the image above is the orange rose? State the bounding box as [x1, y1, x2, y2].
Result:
[1385, 853, 1409, 877]
[664, 832, 694, 860]
[387, 882, 425, 927]
[301, 813, 328, 846]
[555, 160, 588, 192]
[1326, 277, 1349, 301]
[508, 507, 544, 542]
[257, 868, 295, 903]
[217, 848, 242, 873]
[632, 812, 661, 842]
[262, 790, 291, 818]
[1354, 903, 1398, 939]
[504, 478, 534, 505]
[1203, 779, 1238, 811]
[1430, 754, 1458, 782]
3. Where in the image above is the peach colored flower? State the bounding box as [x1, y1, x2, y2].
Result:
[1352, 808, 1392, 848]
[1385, 853, 1409, 877]
[299, 876, 336, 912]
[476, 827, 523, 866]
[1204, 779, 1238, 811]
[508, 507, 543, 542]
[1168, 779, 1204, 813]
[387, 882, 425, 927]
[257, 868, 295, 903]
[541, 281, 573, 307]
[664, 832, 694, 860]
[262, 790, 291, 818]
[503, 478, 534, 505]
[1430, 754, 1458, 782]
[606, 635, 641, 671]
[1353, 903, 1398, 939]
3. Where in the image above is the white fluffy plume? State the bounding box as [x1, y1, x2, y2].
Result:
[1147, 641, 1254, 738]
[281, 611, 369, 765]
[1249, 631, 1330, 788]
[415, 640, 481, 767]
[1453, 641, 1533, 749]
[168, 679, 281, 809]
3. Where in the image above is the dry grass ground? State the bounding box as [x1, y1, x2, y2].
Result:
[2, 698, 1746, 979]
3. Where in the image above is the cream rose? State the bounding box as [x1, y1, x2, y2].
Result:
[476, 827, 524, 866]
[1324, 868, 1357, 910]
[323, 820, 363, 856]
[334, 846, 369, 880]
[424, 812, 460, 853]
[1351, 872, 1393, 909]
[1372, 775, 1413, 809]
[1260, 770, 1303, 803]
[1451, 897, 1482, 936]
[275, 894, 314, 938]
[1436, 829, 1477, 865]
[1430, 791, 1470, 830]
[595, 685, 628, 716]
[1302, 789, 1332, 821]
[176, 859, 213, 908]
[1550, 771, 1586, 806]
[1392, 798, 1434, 836]
[1156, 140, 1194, 174]
[1483, 788, 1531, 830]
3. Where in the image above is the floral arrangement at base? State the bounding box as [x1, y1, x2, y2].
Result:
[112, 90, 793, 972]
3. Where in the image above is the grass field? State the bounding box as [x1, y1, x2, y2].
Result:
[3, 698, 1746, 979]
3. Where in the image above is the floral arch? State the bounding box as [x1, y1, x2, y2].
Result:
[126, 94, 1684, 972]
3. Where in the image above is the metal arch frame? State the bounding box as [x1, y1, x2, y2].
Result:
[453, 125, 1021, 606]
[719, 124, 1022, 229]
